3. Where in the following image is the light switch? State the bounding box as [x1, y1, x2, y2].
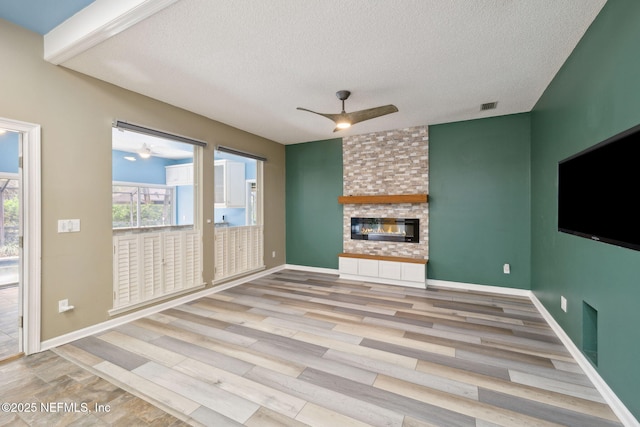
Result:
[58, 219, 81, 233]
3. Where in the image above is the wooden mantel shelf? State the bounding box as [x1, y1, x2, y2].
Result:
[338, 194, 427, 204]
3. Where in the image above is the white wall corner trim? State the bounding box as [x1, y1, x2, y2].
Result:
[40, 265, 284, 352]
[529, 293, 639, 427]
[44, 0, 179, 64]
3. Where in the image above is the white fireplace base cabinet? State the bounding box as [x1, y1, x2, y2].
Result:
[338, 253, 427, 289]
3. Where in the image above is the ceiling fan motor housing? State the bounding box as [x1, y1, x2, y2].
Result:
[336, 90, 351, 101]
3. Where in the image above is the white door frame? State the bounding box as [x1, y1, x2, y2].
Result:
[0, 117, 41, 355]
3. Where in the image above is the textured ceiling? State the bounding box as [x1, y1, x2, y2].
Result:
[19, 0, 610, 144]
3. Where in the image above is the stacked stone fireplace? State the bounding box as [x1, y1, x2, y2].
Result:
[342, 125, 429, 260]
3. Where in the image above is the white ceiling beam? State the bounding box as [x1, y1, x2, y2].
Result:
[44, 0, 179, 65]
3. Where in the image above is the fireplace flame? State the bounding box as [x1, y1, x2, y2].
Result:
[361, 226, 406, 236]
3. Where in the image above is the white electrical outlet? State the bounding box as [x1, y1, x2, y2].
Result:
[272, 251, 276, 258]
[561, 296, 567, 312]
[503, 263, 510, 274]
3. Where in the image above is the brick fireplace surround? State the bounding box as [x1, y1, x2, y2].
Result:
[342, 125, 429, 260]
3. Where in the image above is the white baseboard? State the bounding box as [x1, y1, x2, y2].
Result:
[529, 293, 639, 427]
[339, 273, 426, 289]
[426, 278, 530, 297]
[284, 264, 339, 275]
[40, 265, 285, 352]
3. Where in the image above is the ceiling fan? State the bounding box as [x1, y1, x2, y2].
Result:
[297, 90, 398, 132]
[138, 143, 154, 159]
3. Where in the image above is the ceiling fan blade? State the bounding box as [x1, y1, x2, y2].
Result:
[345, 104, 398, 126]
[296, 107, 343, 123]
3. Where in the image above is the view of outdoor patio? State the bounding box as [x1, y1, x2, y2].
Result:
[0, 176, 19, 360]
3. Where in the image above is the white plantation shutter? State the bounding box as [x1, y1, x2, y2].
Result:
[163, 232, 183, 292]
[228, 227, 238, 277]
[141, 233, 162, 299]
[184, 230, 202, 287]
[113, 235, 140, 307]
[213, 225, 264, 282]
[113, 230, 202, 311]
[248, 225, 262, 270]
[236, 226, 249, 273]
[214, 228, 227, 280]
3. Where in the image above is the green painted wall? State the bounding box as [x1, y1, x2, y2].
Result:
[428, 114, 531, 289]
[531, 0, 640, 418]
[286, 138, 343, 269]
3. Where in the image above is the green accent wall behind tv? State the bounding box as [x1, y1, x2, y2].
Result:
[531, 0, 640, 418]
[285, 138, 343, 269]
[429, 113, 531, 289]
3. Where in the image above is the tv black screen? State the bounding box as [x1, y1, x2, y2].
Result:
[558, 123, 640, 251]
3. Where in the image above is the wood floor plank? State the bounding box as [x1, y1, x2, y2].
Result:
[226, 324, 329, 357]
[98, 331, 187, 367]
[92, 360, 201, 416]
[71, 336, 149, 371]
[150, 335, 254, 376]
[509, 370, 607, 403]
[174, 357, 307, 418]
[135, 320, 307, 377]
[415, 359, 619, 421]
[133, 361, 260, 423]
[244, 365, 405, 427]
[404, 331, 556, 369]
[249, 307, 337, 329]
[478, 388, 622, 427]
[323, 348, 478, 400]
[246, 406, 309, 427]
[249, 339, 377, 385]
[264, 316, 363, 345]
[334, 322, 456, 357]
[296, 402, 377, 427]
[300, 367, 477, 427]
[363, 316, 483, 344]
[374, 374, 564, 427]
[292, 331, 418, 369]
[361, 337, 510, 380]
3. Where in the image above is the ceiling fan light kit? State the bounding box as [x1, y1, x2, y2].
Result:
[138, 143, 152, 159]
[297, 90, 398, 132]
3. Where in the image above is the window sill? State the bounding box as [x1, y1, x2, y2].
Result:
[113, 224, 194, 235]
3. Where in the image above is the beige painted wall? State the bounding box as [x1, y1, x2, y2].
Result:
[0, 19, 286, 341]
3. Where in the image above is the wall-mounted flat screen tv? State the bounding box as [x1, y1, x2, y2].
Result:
[558, 123, 640, 251]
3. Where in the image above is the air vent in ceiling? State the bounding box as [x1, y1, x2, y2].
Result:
[480, 102, 498, 111]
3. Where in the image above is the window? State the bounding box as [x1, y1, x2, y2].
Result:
[112, 184, 174, 228]
[111, 123, 205, 313]
[213, 149, 264, 281]
[112, 127, 194, 230]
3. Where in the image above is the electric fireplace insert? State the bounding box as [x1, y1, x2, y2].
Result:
[351, 217, 419, 243]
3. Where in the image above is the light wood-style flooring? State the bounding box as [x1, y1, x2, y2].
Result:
[31, 270, 626, 425]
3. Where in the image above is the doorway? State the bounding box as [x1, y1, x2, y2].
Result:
[0, 117, 41, 358]
[0, 129, 20, 360]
